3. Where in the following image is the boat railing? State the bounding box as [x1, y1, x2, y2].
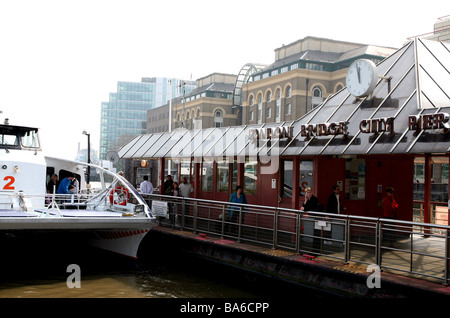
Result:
[0, 185, 153, 218]
[143, 193, 450, 285]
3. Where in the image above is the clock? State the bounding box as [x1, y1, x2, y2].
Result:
[346, 59, 378, 97]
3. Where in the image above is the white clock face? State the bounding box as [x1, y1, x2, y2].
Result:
[346, 59, 378, 97]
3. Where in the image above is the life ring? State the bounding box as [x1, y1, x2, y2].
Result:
[109, 187, 129, 206]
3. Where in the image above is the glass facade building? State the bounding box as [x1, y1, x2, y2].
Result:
[100, 77, 195, 160]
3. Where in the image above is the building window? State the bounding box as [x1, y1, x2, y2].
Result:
[249, 95, 254, 106]
[266, 107, 272, 118]
[257, 94, 262, 124]
[214, 109, 223, 127]
[312, 86, 324, 109]
[300, 160, 314, 196]
[180, 160, 192, 182]
[196, 108, 200, 118]
[249, 111, 254, 122]
[313, 86, 322, 98]
[281, 159, 293, 198]
[276, 89, 281, 122]
[244, 159, 257, 195]
[201, 161, 214, 192]
[286, 86, 292, 98]
[306, 63, 324, 71]
[216, 161, 229, 192]
[266, 90, 272, 102]
[286, 103, 292, 115]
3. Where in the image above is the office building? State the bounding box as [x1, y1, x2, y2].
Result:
[100, 77, 195, 160]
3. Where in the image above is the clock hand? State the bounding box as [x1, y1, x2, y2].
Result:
[356, 65, 361, 84]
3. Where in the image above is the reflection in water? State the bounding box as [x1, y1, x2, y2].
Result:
[0, 276, 144, 298]
[0, 232, 291, 298]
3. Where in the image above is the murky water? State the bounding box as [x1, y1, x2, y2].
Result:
[0, 232, 301, 299]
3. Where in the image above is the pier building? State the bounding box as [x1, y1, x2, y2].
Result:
[119, 38, 449, 227]
[118, 37, 450, 295]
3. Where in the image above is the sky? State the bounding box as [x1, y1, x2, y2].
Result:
[0, 0, 448, 160]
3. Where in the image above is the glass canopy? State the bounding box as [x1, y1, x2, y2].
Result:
[119, 39, 450, 161]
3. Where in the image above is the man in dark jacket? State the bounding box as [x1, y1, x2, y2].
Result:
[326, 185, 344, 214]
[301, 187, 319, 212]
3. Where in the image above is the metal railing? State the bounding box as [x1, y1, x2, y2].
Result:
[144, 194, 450, 284]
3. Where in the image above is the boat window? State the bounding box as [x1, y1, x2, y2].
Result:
[21, 130, 40, 148]
[0, 127, 40, 149]
[0, 133, 19, 146]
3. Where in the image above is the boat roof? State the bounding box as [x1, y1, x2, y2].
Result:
[0, 124, 38, 135]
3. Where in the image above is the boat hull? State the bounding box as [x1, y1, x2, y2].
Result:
[0, 216, 154, 258]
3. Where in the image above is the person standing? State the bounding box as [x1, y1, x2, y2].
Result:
[172, 182, 180, 197]
[382, 187, 398, 246]
[71, 177, 79, 194]
[179, 177, 193, 198]
[46, 174, 59, 194]
[326, 185, 344, 214]
[169, 182, 180, 225]
[164, 175, 174, 195]
[382, 187, 398, 219]
[179, 177, 193, 216]
[140, 175, 154, 194]
[46, 174, 59, 204]
[228, 186, 248, 233]
[300, 187, 319, 212]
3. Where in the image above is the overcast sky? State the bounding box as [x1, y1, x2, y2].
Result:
[0, 0, 447, 160]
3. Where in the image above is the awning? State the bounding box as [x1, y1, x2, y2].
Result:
[119, 39, 450, 160]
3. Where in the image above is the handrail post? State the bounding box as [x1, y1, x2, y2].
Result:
[237, 206, 242, 243]
[344, 216, 350, 264]
[273, 208, 278, 249]
[193, 200, 198, 233]
[376, 219, 382, 266]
[221, 205, 225, 238]
[295, 213, 301, 254]
[181, 199, 185, 229]
[180, 200, 185, 230]
[445, 229, 450, 285]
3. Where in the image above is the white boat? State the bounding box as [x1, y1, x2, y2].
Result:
[0, 118, 156, 259]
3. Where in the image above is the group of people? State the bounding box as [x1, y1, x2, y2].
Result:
[46, 173, 79, 195]
[137, 172, 399, 222]
[300, 185, 345, 215]
[300, 184, 399, 219]
[138, 174, 194, 198]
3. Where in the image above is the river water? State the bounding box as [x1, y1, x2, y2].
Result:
[0, 231, 314, 300]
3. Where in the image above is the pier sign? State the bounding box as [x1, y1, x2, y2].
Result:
[152, 200, 168, 218]
[249, 125, 294, 142]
